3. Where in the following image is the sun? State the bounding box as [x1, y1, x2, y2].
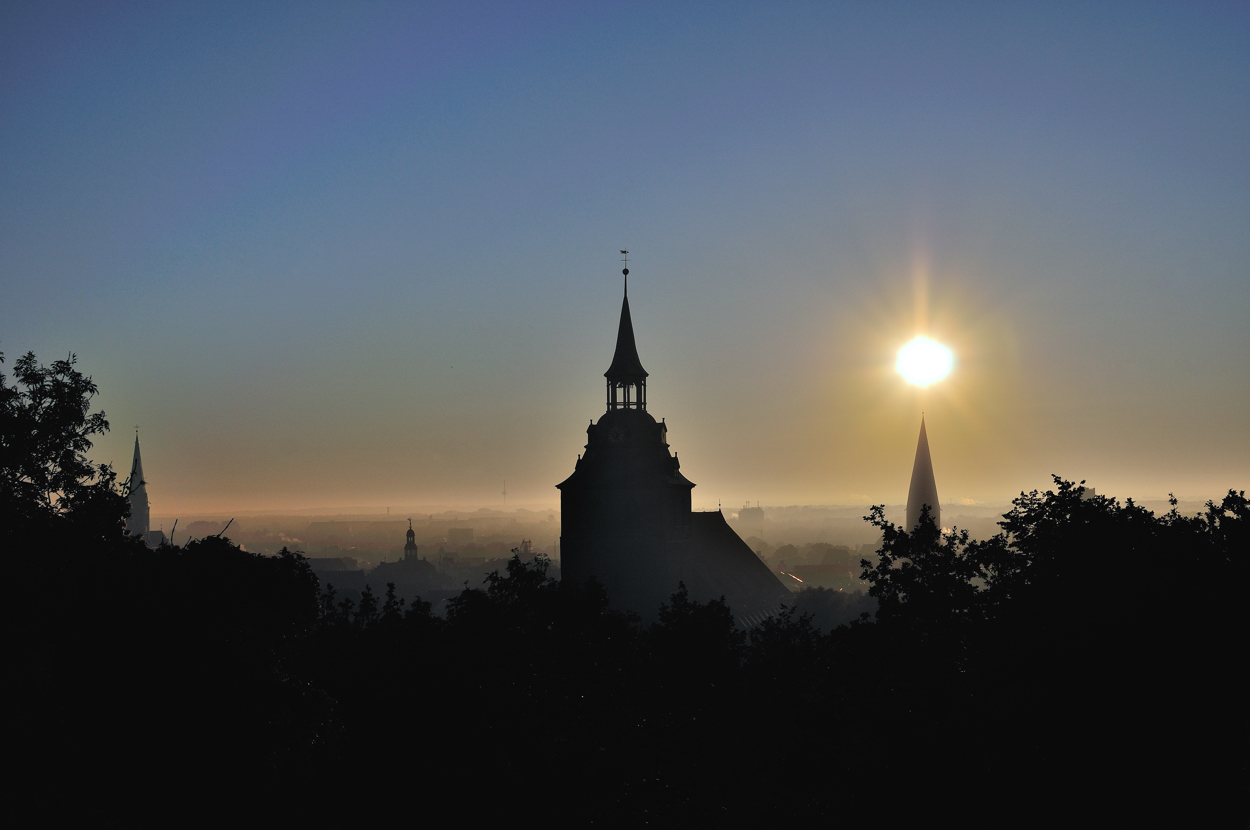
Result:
[897, 337, 953, 386]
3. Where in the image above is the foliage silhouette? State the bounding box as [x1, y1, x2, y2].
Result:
[789, 585, 876, 631]
[862, 502, 986, 633]
[4, 350, 1243, 820]
[854, 477, 1246, 820]
[0, 350, 131, 549]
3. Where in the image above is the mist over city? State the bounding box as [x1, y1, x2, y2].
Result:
[3, 2, 1245, 824]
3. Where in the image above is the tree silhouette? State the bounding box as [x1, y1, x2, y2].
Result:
[861, 503, 986, 634]
[5, 350, 1244, 821]
[0, 350, 129, 547]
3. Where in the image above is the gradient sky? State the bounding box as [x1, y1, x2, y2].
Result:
[2, 2, 1247, 513]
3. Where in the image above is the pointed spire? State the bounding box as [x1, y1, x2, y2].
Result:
[129, 430, 144, 485]
[604, 285, 648, 381]
[127, 430, 150, 537]
[905, 415, 941, 531]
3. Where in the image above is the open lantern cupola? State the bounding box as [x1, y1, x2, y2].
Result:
[604, 281, 648, 411]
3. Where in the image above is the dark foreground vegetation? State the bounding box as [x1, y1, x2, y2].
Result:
[5, 351, 1245, 823]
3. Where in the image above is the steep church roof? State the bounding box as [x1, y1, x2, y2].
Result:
[905, 416, 941, 531]
[604, 285, 648, 381]
[679, 511, 794, 621]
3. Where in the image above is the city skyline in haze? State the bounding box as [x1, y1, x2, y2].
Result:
[2, 3, 1247, 513]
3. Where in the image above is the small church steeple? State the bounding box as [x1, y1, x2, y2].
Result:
[605, 253, 648, 411]
[127, 429, 150, 538]
[404, 518, 418, 560]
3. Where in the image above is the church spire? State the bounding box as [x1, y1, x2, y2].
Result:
[127, 430, 150, 537]
[604, 258, 648, 411]
[905, 415, 941, 531]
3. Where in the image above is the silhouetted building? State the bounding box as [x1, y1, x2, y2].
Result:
[310, 565, 367, 593]
[308, 556, 359, 571]
[905, 416, 941, 531]
[360, 522, 449, 602]
[557, 280, 791, 623]
[404, 519, 420, 560]
[126, 432, 165, 548]
[737, 504, 765, 524]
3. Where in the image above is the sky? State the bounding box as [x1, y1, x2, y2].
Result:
[2, 1, 1247, 513]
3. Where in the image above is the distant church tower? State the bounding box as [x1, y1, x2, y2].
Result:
[127, 431, 150, 538]
[404, 519, 419, 560]
[905, 415, 941, 531]
[557, 273, 791, 622]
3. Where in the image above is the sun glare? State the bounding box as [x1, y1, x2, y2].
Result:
[897, 337, 953, 386]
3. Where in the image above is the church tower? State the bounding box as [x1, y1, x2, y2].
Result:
[558, 272, 791, 622]
[905, 415, 941, 531]
[127, 431, 150, 539]
[404, 519, 419, 561]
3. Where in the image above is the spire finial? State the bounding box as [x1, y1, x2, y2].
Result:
[620, 250, 629, 295]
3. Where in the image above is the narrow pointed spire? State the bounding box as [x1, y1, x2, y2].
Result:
[127, 431, 150, 537]
[129, 431, 144, 485]
[605, 256, 648, 411]
[605, 286, 648, 381]
[905, 415, 940, 531]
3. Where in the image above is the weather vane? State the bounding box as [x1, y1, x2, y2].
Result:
[621, 250, 629, 292]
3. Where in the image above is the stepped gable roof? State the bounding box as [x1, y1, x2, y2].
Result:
[604, 289, 648, 380]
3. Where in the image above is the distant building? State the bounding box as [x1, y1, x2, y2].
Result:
[308, 556, 359, 571]
[447, 527, 474, 543]
[557, 278, 791, 623]
[905, 416, 941, 531]
[370, 523, 440, 592]
[308, 555, 367, 592]
[126, 432, 165, 548]
[737, 504, 766, 526]
[404, 519, 420, 560]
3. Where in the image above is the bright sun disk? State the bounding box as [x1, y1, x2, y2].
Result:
[897, 337, 953, 386]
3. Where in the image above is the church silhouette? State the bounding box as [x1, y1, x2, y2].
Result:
[557, 277, 792, 623]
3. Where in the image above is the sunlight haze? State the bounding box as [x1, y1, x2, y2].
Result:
[2, 2, 1246, 514]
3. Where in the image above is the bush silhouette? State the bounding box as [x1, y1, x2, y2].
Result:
[5, 351, 1244, 820]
